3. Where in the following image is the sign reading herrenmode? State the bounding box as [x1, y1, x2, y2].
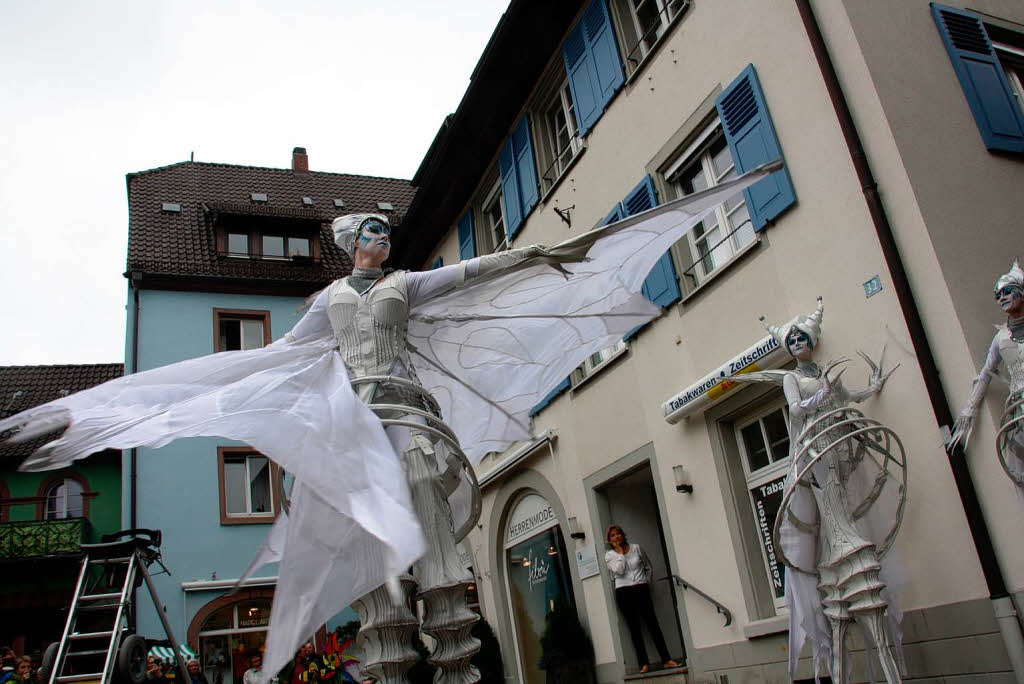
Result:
[505, 493, 558, 546]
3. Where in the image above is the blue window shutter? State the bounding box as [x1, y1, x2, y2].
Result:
[624, 176, 680, 308]
[530, 377, 571, 417]
[716, 64, 797, 231]
[431, 256, 443, 270]
[563, 21, 600, 137]
[457, 210, 476, 260]
[583, 0, 625, 105]
[513, 115, 540, 230]
[602, 204, 624, 226]
[931, 4, 1024, 154]
[563, 0, 625, 137]
[499, 138, 522, 239]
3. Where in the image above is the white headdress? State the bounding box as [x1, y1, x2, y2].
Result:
[994, 260, 1023, 293]
[760, 296, 824, 353]
[331, 213, 390, 258]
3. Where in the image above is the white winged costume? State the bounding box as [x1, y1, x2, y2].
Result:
[1, 164, 777, 679]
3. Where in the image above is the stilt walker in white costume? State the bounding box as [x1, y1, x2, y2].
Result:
[736, 298, 907, 683]
[950, 261, 1024, 493]
[314, 214, 588, 683]
[0, 165, 780, 683]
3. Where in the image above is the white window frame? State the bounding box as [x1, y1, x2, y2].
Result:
[667, 119, 755, 288]
[225, 454, 274, 517]
[214, 310, 270, 353]
[570, 340, 627, 388]
[621, 0, 688, 67]
[734, 402, 790, 611]
[539, 79, 584, 196]
[227, 232, 250, 259]
[995, 41, 1024, 116]
[260, 235, 311, 261]
[45, 478, 84, 520]
[218, 448, 278, 525]
[481, 180, 508, 253]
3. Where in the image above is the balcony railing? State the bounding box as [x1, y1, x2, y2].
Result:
[0, 517, 90, 560]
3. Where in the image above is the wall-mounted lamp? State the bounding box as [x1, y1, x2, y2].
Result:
[567, 516, 586, 540]
[673, 465, 694, 494]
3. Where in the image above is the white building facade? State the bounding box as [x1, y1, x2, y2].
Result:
[397, 1, 1024, 681]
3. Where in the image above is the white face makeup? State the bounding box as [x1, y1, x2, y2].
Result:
[996, 285, 1023, 316]
[355, 218, 391, 263]
[786, 329, 813, 360]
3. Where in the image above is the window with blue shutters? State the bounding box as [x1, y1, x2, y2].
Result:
[562, 0, 626, 137]
[623, 176, 681, 308]
[615, 0, 690, 71]
[715, 64, 796, 232]
[499, 115, 541, 241]
[457, 210, 476, 260]
[669, 120, 756, 288]
[931, 4, 1024, 154]
[431, 256, 444, 270]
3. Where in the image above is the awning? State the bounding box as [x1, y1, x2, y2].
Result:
[148, 644, 197, 662]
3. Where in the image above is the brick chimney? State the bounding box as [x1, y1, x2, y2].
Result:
[292, 147, 309, 172]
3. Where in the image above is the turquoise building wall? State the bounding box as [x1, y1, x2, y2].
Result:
[125, 286, 308, 643]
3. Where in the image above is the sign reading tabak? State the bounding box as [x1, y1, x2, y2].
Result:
[663, 335, 785, 423]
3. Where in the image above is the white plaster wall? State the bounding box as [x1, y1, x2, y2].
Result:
[824, 0, 1024, 598]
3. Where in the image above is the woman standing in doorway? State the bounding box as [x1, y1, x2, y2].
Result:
[604, 525, 679, 674]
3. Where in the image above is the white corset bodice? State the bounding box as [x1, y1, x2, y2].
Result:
[327, 271, 415, 382]
[996, 327, 1024, 393]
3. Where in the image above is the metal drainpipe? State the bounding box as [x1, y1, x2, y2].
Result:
[794, 1, 1024, 680]
[131, 283, 139, 530]
[129, 282, 140, 634]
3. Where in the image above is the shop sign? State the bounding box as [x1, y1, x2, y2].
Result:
[574, 544, 600, 579]
[750, 475, 787, 600]
[505, 494, 558, 546]
[663, 335, 785, 423]
[239, 615, 270, 628]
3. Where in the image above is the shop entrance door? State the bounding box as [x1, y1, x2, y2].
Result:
[597, 465, 686, 672]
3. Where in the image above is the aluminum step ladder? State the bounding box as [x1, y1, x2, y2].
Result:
[46, 529, 190, 684]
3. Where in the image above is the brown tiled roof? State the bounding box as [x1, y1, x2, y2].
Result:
[0, 364, 124, 462]
[127, 161, 416, 285]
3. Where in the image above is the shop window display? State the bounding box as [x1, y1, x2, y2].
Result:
[198, 599, 272, 684]
[506, 526, 574, 684]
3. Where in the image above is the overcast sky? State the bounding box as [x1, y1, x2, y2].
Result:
[0, 0, 507, 366]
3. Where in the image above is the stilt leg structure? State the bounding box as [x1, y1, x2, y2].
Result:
[352, 576, 420, 684]
[405, 434, 480, 683]
[777, 408, 908, 684]
[349, 376, 483, 684]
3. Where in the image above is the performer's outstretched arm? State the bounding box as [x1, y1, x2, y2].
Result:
[950, 335, 1001, 450]
[283, 287, 330, 343]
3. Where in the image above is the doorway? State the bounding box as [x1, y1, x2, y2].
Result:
[596, 464, 686, 672]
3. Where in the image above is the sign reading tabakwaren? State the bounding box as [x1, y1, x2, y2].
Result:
[663, 335, 786, 423]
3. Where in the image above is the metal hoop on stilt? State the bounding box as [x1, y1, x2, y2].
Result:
[773, 407, 908, 574]
[275, 375, 482, 542]
[996, 390, 1024, 490]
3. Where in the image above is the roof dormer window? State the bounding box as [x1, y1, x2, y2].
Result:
[212, 209, 321, 263]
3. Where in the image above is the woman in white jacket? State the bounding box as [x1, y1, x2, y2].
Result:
[604, 525, 679, 673]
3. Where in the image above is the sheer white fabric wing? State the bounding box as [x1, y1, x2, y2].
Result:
[409, 165, 775, 462]
[0, 331, 425, 682]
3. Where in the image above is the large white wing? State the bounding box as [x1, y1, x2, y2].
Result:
[408, 162, 780, 462]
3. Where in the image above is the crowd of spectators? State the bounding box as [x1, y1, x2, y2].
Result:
[1, 648, 39, 684]
[143, 642, 364, 684]
[0, 639, 371, 684]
